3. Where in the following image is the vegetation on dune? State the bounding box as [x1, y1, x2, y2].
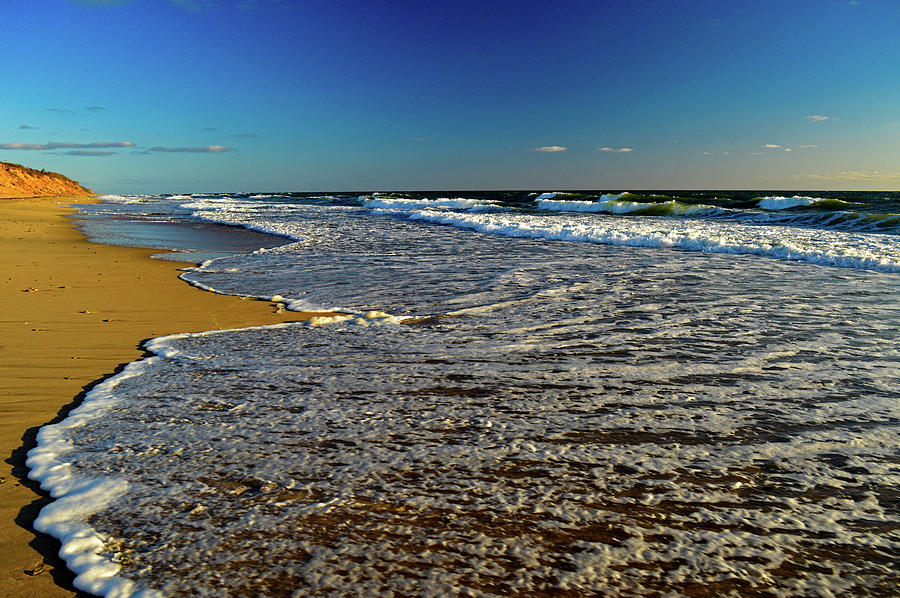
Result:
[0, 160, 93, 197]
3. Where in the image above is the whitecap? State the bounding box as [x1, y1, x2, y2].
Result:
[758, 195, 823, 210]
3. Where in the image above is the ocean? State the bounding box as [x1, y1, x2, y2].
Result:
[28, 190, 900, 597]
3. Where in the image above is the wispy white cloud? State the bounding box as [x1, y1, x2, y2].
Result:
[149, 145, 232, 153]
[84, 141, 134, 148]
[806, 115, 834, 122]
[764, 143, 818, 152]
[43, 105, 107, 114]
[0, 141, 135, 150]
[527, 146, 567, 152]
[598, 147, 634, 153]
[65, 150, 114, 156]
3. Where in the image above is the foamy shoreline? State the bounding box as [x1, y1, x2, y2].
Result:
[34, 191, 899, 596]
[0, 196, 324, 596]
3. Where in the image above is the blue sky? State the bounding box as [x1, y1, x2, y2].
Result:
[2, 0, 898, 192]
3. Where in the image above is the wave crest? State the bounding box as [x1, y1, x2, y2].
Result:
[757, 195, 859, 210]
[364, 197, 500, 212]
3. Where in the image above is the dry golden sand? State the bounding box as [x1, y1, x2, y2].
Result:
[0, 196, 321, 597]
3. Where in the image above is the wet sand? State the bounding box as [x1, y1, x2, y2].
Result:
[0, 196, 321, 597]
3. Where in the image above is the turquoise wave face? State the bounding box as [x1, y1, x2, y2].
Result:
[534, 196, 900, 233]
[527, 192, 899, 234]
[339, 190, 900, 235]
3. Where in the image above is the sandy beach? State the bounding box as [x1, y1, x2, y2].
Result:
[0, 196, 316, 597]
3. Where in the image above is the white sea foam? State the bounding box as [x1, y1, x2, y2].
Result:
[177, 193, 900, 274]
[26, 358, 163, 597]
[183, 259, 407, 320]
[178, 200, 307, 243]
[177, 267, 286, 303]
[535, 196, 611, 212]
[308, 310, 405, 327]
[402, 209, 900, 272]
[537, 195, 712, 216]
[97, 194, 154, 204]
[364, 196, 498, 211]
[35, 295, 900, 596]
[758, 195, 825, 210]
[38, 193, 899, 596]
[537, 199, 596, 212]
[535, 191, 560, 199]
[534, 192, 630, 202]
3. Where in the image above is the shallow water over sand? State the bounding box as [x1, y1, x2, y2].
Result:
[30, 192, 900, 596]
